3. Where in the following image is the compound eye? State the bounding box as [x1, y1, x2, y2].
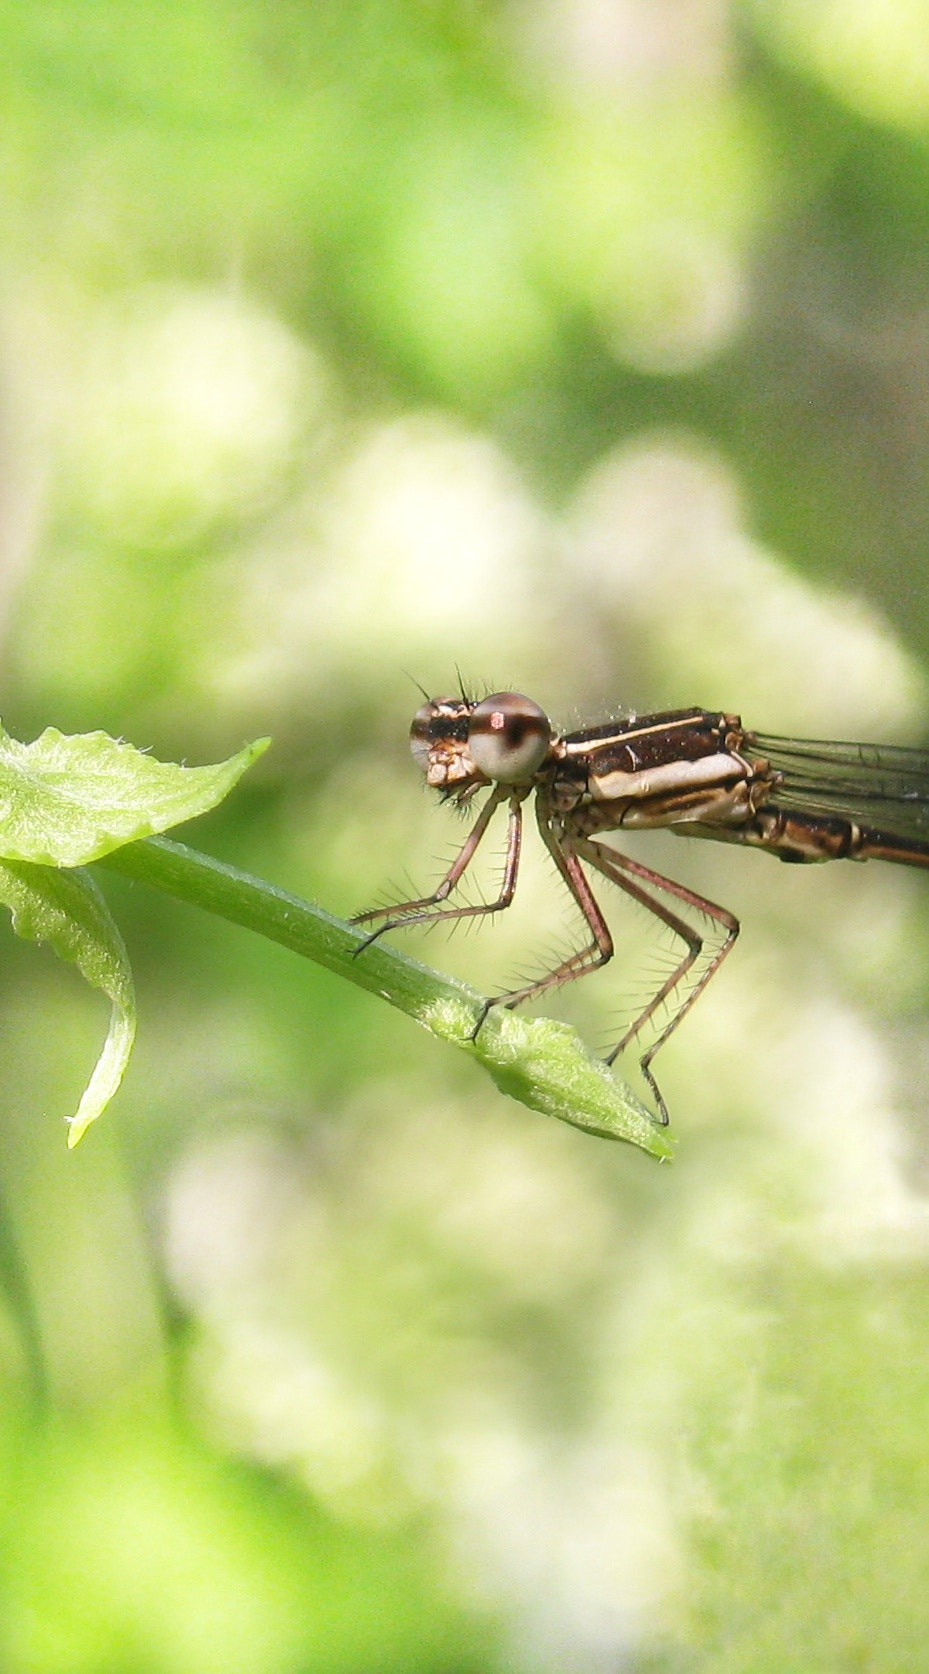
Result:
[468, 693, 552, 783]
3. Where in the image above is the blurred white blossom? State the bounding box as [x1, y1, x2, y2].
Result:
[567, 435, 927, 734]
[63, 285, 326, 548]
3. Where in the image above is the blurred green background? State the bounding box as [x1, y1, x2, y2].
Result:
[3, 2, 929, 1668]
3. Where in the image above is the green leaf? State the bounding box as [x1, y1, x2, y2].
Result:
[0, 860, 136, 1145]
[0, 724, 269, 867]
[101, 837, 675, 1160]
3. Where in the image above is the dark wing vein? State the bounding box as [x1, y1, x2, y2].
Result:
[747, 731, 929, 842]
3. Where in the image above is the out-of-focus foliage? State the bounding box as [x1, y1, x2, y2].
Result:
[2, 1, 929, 1668]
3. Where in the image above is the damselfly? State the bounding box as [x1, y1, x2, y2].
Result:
[353, 692, 929, 1123]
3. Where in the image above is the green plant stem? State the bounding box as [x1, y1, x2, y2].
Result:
[98, 836, 673, 1159]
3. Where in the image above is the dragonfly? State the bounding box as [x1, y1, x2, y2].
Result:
[353, 691, 929, 1124]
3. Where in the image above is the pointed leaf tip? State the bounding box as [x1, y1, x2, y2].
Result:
[0, 723, 270, 867]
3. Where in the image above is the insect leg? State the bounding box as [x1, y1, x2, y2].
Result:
[574, 838, 739, 1123]
[352, 786, 523, 948]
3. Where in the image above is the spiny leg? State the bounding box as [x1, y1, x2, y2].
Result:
[351, 785, 522, 950]
[574, 837, 739, 1123]
[471, 803, 616, 1044]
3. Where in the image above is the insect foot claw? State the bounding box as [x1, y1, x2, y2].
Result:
[467, 998, 494, 1043]
[350, 922, 391, 957]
